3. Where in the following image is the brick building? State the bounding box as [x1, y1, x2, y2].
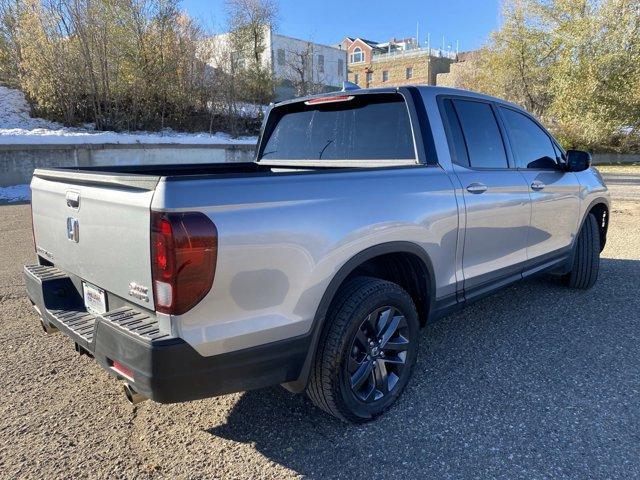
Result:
[337, 36, 456, 88]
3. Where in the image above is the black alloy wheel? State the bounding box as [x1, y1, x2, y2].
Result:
[347, 306, 410, 403]
[306, 276, 420, 422]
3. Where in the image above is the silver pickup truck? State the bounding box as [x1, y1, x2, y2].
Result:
[25, 86, 610, 423]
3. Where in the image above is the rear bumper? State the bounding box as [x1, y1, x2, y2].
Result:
[24, 264, 309, 403]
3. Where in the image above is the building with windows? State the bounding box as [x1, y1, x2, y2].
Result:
[337, 36, 456, 89]
[270, 33, 346, 99]
[208, 27, 347, 101]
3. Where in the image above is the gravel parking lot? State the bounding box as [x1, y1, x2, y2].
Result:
[1, 185, 639, 479]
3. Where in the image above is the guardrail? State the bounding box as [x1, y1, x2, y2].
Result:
[591, 153, 640, 165]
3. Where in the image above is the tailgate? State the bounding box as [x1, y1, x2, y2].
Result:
[31, 172, 157, 310]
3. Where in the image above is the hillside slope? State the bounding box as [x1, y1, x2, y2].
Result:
[0, 85, 256, 145]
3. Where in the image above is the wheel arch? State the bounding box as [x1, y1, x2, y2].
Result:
[282, 241, 436, 393]
[581, 197, 610, 252]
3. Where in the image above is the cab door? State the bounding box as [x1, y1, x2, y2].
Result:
[497, 106, 580, 264]
[441, 98, 532, 300]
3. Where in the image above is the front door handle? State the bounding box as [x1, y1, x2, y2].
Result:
[531, 180, 545, 191]
[466, 183, 488, 194]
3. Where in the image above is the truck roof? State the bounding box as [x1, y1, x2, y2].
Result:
[273, 84, 525, 114]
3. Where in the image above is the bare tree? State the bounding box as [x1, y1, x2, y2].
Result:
[204, 35, 242, 136]
[225, 0, 277, 104]
[0, 0, 266, 136]
[282, 43, 327, 97]
[0, 0, 23, 86]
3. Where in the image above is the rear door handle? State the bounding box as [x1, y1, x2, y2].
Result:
[466, 183, 488, 194]
[531, 180, 545, 191]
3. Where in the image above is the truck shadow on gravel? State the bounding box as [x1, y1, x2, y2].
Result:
[208, 258, 640, 479]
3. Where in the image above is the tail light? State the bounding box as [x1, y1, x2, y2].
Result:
[304, 95, 354, 105]
[151, 211, 218, 315]
[110, 360, 134, 380]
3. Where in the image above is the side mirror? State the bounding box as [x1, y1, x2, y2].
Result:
[565, 150, 591, 172]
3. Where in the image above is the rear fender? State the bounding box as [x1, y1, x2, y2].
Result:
[281, 241, 435, 393]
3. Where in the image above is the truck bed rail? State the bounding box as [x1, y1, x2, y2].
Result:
[33, 168, 160, 191]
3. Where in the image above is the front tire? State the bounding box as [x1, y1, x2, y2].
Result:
[306, 277, 420, 423]
[563, 213, 600, 289]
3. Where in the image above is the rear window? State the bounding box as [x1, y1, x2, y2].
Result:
[259, 94, 416, 162]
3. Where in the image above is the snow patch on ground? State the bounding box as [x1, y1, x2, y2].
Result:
[0, 85, 258, 145]
[0, 184, 30, 203]
[235, 102, 267, 118]
[0, 129, 257, 145]
[0, 86, 62, 130]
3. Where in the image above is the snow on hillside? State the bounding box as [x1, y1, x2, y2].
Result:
[0, 85, 257, 145]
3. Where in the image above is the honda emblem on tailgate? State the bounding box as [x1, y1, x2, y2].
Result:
[67, 217, 79, 242]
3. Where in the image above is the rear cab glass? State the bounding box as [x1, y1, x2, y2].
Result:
[258, 94, 417, 165]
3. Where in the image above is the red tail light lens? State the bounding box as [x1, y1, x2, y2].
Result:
[111, 360, 134, 380]
[151, 211, 218, 315]
[304, 95, 354, 105]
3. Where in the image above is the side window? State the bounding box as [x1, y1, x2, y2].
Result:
[553, 142, 566, 165]
[499, 107, 558, 169]
[352, 47, 363, 63]
[453, 99, 508, 168]
[441, 99, 469, 167]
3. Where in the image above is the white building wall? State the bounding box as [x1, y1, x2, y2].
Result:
[269, 33, 347, 87]
[205, 27, 347, 90]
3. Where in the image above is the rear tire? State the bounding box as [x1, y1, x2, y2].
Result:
[563, 213, 600, 289]
[306, 276, 420, 423]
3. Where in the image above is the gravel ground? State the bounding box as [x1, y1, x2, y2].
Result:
[1, 192, 639, 479]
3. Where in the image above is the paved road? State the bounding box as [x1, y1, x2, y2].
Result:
[602, 172, 640, 184]
[1, 199, 639, 479]
[602, 173, 640, 201]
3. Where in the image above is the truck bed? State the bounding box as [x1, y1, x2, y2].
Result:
[33, 162, 342, 190]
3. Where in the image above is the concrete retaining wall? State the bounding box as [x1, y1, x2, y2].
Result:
[1, 143, 637, 187]
[591, 153, 640, 165]
[0, 143, 256, 186]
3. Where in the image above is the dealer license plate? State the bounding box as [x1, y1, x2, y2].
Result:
[82, 282, 107, 315]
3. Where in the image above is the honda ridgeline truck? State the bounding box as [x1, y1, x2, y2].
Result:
[25, 86, 610, 422]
